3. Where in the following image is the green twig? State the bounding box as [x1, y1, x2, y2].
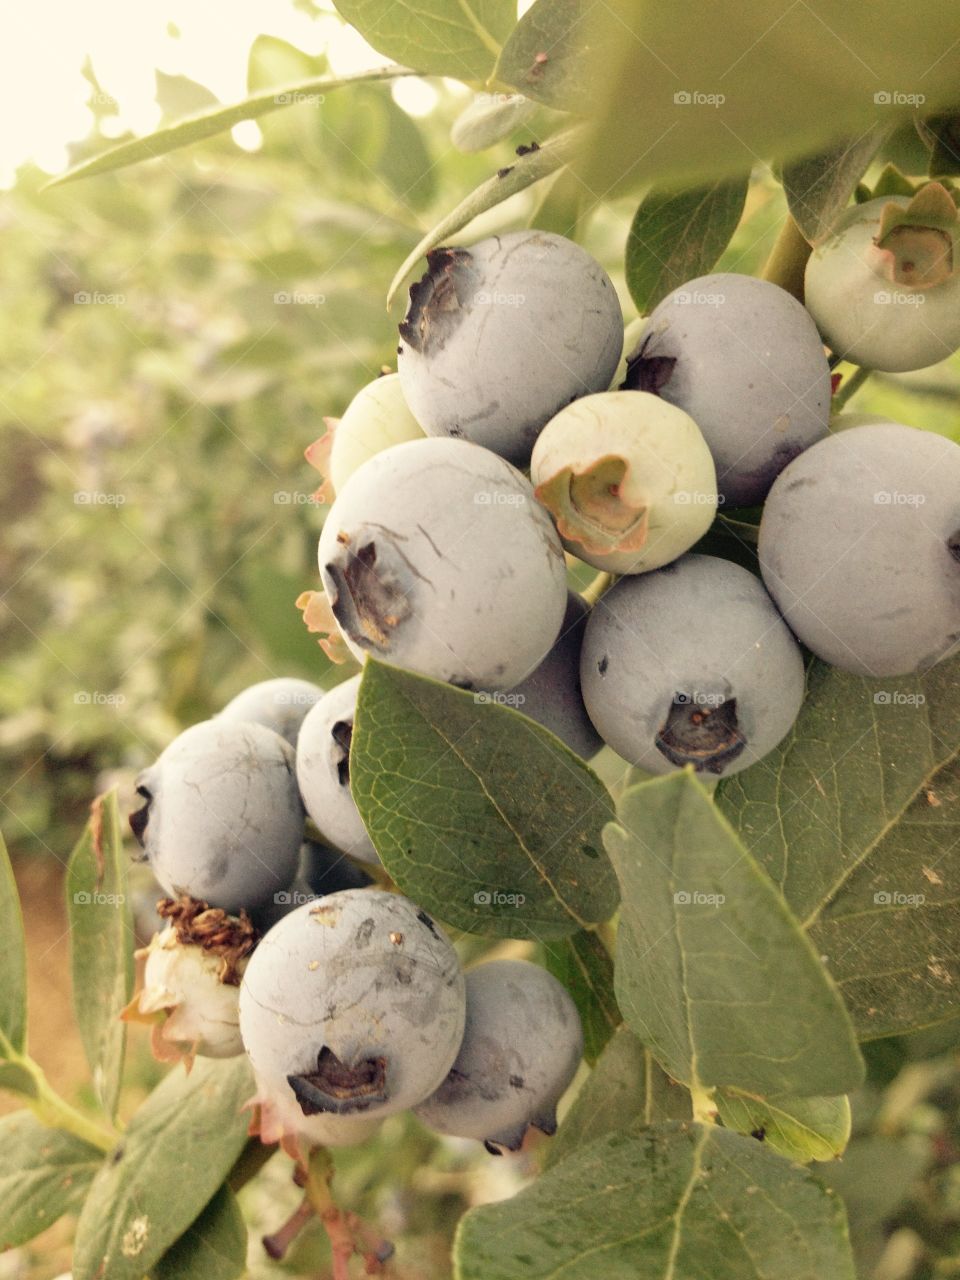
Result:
[761, 214, 811, 301]
[832, 365, 872, 410]
[582, 571, 615, 607]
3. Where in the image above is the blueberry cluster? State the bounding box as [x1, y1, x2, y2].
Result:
[126, 220, 960, 1159]
[127, 674, 583, 1154]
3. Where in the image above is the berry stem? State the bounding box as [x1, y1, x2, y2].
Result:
[833, 365, 872, 409]
[761, 214, 811, 301]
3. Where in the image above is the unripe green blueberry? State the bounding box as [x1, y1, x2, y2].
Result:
[531, 391, 718, 574]
[805, 184, 960, 372]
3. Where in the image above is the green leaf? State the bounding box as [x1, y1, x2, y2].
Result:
[782, 127, 888, 242]
[0, 827, 27, 1054]
[542, 930, 621, 1063]
[65, 791, 133, 1121]
[546, 1026, 688, 1168]
[494, 0, 595, 109]
[607, 772, 864, 1098]
[0, 1061, 40, 1098]
[716, 654, 960, 1039]
[0, 1111, 101, 1249]
[715, 1089, 851, 1164]
[351, 661, 618, 938]
[501, 1, 960, 201]
[625, 177, 749, 314]
[151, 1185, 247, 1280]
[451, 93, 537, 152]
[456, 1120, 856, 1280]
[45, 67, 410, 185]
[386, 125, 583, 305]
[73, 1056, 254, 1280]
[332, 0, 515, 81]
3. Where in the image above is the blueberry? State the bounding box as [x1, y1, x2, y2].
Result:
[306, 372, 424, 502]
[129, 719, 304, 913]
[397, 231, 623, 465]
[317, 437, 567, 690]
[580, 555, 805, 776]
[295, 675, 379, 865]
[218, 677, 324, 747]
[238, 890, 466, 1120]
[414, 959, 583, 1153]
[531, 390, 718, 573]
[505, 593, 603, 758]
[624, 273, 831, 506]
[805, 184, 960, 372]
[759, 422, 960, 676]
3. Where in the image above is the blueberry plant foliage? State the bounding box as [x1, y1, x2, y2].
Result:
[2, 1, 960, 1278]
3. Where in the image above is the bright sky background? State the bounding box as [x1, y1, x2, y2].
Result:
[0, 0, 450, 187]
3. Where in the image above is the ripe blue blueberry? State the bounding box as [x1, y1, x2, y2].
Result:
[397, 231, 623, 465]
[129, 719, 304, 913]
[317, 437, 567, 690]
[580, 555, 805, 776]
[506, 593, 602, 759]
[218, 677, 324, 747]
[759, 423, 960, 676]
[295, 675, 379, 866]
[625, 273, 831, 506]
[238, 890, 466, 1121]
[414, 959, 583, 1153]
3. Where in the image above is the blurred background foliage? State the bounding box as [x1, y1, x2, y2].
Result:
[2, 14, 960, 1280]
